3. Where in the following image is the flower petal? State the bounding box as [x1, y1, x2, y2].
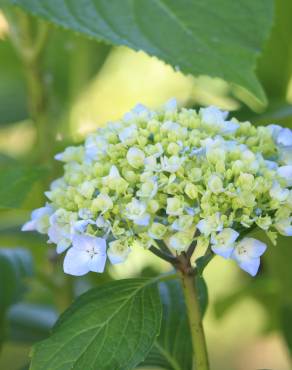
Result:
[63, 248, 90, 276]
[87, 253, 107, 273]
[237, 258, 261, 277]
[211, 244, 234, 259]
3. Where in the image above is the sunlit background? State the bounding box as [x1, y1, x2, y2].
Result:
[0, 5, 292, 370]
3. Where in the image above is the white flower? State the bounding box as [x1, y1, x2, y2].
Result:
[161, 155, 185, 173]
[208, 175, 224, 194]
[148, 222, 167, 239]
[164, 98, 177, 111]
[231, 238, 267, 276]
[73, 219, 95, 234]
[161, 120, 180, 131]
[277, 166, 292, 186]
[276, 128, 292, 147]
[168, 231, 193, 251]
[197, 213, 223, 236]
[269, 182, 289, 202]
[200, 106, 239, 134]
[84, 135, 107, 161]
[78, 208, 93, 220]
[118, 124, 137, 142]
[267, 124, 282, 140]
[22, 205, 54, 234]
[123, 103, 150, 121]
[55, 146, 84, 162]
[265, 160, 278, 170]
[77, 180, 96, 199]
[136, 177, 158, 199]
[92, 193, 113, 214]
[279, 146, 292, 165]
[102, 165, 128, 193]
[125, 198, 150, 226]
[63, 235, 107, 276]
[107, 240, 131, 264]
[275, 218, 292, 236]
[48, 209, 77, 254]
[211, 228, 239, 258]
[144, 156, 160, 172]
[166, 197, 184, 216]
[126, 147, 145, 168]
[171, 215, 193, 231]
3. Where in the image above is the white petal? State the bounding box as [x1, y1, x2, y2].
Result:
[221, 121, 239, 134]
[87, 253, 107, 273]
[211, 244, 234, 259]
[278, 166, 292, 186]
[56, 240, 71, 254]
[237, 258, 261, 277]
[197, 220, 208, 235]
[21, 220, 36, 231]
[132, 103, 148, 114]
[135, 214, 150, 226]
[164, 98, 177, 111]
[63, 248, 90, 276]
[235, 238, 267, 259]
[277, 128, 292, 147]
[108, 250, 129, 265]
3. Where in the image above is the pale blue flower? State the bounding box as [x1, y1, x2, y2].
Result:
[275, 218, 292, 236]
[73, 219, 94, 234]
[84, 135, 107, 161]
[269, 182, 289, 202]
[127, 147, 145, 168]
[211, 228, 239, 259]
[197, 213, 223, 236]
[118, 124, 137, 142]
[63, 235, 107, 276]
[125, 198, 150, 226]
[107, 240, 131, 264]
[161, 155, 185, 173]
[164, 98, 177, 111]
[231, 238, 267, 276]
[276, 128, 292, 147]
[279, 146, 292, 165]
[277, 165, 292, 186]
[22, 204, 54, 234]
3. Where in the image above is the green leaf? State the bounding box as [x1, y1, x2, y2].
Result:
[7, 303, 57, 343]
[196, 252, 214, 276]
[0, 248, 33, 343]
[10, 0, 273, 106]
[0, 248, 33, 314]
[0, 164, 47, 209]
[141, 277, 208, 370]
[30, 278, 162, 370]
[0, 39, 28, 125]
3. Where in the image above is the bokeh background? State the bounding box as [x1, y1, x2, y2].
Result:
[1, 1, 292, 369]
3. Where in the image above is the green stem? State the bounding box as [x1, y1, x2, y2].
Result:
[180, 270, 210, 370]
[5, 8, 51, 163]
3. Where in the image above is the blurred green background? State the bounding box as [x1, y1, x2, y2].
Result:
[1, 1, 292, 369]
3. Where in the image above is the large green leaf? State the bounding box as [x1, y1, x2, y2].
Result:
[0, 164, 47, 209]
[141, 276, 208, 370]
[30, 278, 162, 370]
[10, 0, 273, 106]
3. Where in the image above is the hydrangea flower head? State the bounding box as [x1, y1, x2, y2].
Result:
[23, 101, 292, 276]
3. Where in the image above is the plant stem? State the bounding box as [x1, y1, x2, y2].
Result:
[180, 270, 210, 370]
[5, 7, 51, 163]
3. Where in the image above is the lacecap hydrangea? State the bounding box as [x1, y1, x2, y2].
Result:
[23, 100, 292, 276]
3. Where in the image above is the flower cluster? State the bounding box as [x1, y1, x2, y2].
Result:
[23, 100, 292, 276]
